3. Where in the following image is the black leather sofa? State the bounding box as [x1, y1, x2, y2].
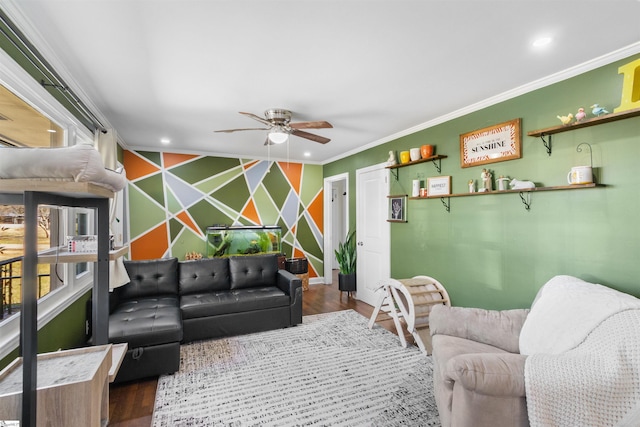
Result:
[105, 253, 302, 383]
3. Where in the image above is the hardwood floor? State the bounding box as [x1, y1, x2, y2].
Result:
[108, 272, 409, 426]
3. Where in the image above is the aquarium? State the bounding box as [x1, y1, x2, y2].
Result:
[205, 225, 282, 257]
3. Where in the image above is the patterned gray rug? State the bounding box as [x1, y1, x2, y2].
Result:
[152, 309, 441, 426]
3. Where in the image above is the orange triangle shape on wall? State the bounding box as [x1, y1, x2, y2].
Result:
[308, 262, 317, 278]
[307, 190, 324, 234]
[124, 150, 161, 181]
[241, 198, 261, 224]
[176, 210, 204, 237]
[130, 223, 168, 260]
[163, 153, 199, 169]
[243, 160, 259, 170]
[278, 162, 303, 194]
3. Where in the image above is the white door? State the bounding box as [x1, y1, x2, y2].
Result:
[355, 163, 390, 306]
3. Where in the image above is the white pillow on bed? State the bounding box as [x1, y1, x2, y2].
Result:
[0, 144, 126, 192]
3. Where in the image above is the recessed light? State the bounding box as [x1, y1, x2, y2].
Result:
[160, 138, 171, 145]
[303, 152, 311, 157]
[532, 36, 552, 48]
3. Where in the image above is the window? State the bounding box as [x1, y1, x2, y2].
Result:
[0, 46, 95, 360]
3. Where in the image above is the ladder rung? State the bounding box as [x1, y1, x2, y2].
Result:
[406, 287, 442, 293]
[407, 288, 445, 296]
[414, 298, 449, 306]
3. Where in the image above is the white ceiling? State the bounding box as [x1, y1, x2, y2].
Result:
[5, 1, 640, 164]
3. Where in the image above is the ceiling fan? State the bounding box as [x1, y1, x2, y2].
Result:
[215, 108, 332, 145]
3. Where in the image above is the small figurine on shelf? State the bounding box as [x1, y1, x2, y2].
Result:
[479, 168, 492, 192]
[557, 113, 574, 125]
[575, 107, 587, 122]
[468, 179, 476, 193]
[509, 178, 535, 190]
[591, 104, 609, 116]
[386, 150, 397, 166]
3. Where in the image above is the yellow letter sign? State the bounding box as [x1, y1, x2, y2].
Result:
[614, 58, 640, 113]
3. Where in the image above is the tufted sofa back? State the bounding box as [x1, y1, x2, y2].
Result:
[229, 254, 278, 290]
[179, 257, 230, 295]
[120, 257, 179, 300]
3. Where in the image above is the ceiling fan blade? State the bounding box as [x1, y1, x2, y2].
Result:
[239, 111, 273, 127]
[289, 121, 333, 130]
[215, 127, 270, 133]
[291, 129, 331, 144]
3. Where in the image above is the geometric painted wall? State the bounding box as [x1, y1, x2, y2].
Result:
[123, 150, 324, 278]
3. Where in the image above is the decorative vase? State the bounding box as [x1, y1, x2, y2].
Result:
[410, 148, 421, 161]
[338, 273, 357, 296]
[420, 144, 434, 159]
[399, 151, 410, 164]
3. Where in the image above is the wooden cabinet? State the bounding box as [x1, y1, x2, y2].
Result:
[0, 344, 127, 427]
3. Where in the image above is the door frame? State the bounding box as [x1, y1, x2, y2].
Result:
[323, 172, 349, 284]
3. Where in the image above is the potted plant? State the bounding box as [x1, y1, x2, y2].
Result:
[335, 230, 357, 295]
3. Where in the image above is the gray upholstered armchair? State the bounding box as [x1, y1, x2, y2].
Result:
[429, 304, 530, 427]
[429, 275, 640, 427]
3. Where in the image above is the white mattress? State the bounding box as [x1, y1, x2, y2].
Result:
[0, 144, 126, 192]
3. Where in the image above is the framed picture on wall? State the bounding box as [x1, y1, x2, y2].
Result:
[387, 195, 407, 223]
[427, 176, 452, 196]
[460, 118, 522, 168]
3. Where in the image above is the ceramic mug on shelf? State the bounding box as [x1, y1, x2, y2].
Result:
[420, 144, 434, 159]
[567, 166, 593, 184]
[410, 148, 421, 161]
[399, 151, 411, 164]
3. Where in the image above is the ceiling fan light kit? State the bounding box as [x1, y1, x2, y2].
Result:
[268, 128, 289, 144]
[215, 108, 333, 145]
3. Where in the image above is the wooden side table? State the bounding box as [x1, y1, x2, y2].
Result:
[0, 343, 127, 427]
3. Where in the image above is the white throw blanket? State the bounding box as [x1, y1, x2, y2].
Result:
[522, 276, 640, 426]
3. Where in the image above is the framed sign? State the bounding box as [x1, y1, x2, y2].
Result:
[460, 118, 521, 168]
[427, 176, 451, 196]
[387, 195, 407, 222]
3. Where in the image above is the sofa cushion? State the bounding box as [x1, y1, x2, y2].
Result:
[179, 257, 230, 295]
[229, 254, 278, 290]
[121, 258, 179, 300]
[109, 296, 182, 347]
[180, 287, 289, 319]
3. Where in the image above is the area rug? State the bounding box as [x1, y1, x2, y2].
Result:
[152, 309, 441, 426]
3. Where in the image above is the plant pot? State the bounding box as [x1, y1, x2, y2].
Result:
[338, 273, 356, 292]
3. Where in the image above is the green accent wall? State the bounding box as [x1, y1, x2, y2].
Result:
[0, 291, 91, 370]
[324, 53, 640, 310]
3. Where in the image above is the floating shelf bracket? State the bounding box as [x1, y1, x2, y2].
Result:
[440, 197, 450, 212]
[519, 192, 531, 210]
[540, 133, 552, 156]
[432, 157, 443, 173]
[576, 142, 593, 167]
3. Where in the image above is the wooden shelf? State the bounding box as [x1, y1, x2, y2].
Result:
[527, 107, 640, 137]
[386, 154, 448, 178]
[410, 183, 601, 199]
[37, 246, 128, 264]
[386, 154, 448, 169]
[410, 183, 603, 211]
[527, 108, 640, 156]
